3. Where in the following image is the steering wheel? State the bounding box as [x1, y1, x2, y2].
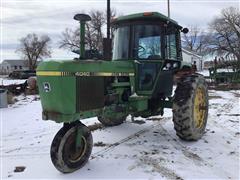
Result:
[138, 45, 146, 57]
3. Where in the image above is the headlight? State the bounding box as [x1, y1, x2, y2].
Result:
[166, 63, 171, 68]
[173, 63, 178, 68]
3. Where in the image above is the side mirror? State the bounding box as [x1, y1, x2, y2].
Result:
[181, 28, 189, 34]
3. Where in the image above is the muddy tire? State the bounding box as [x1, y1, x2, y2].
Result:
[50, 122, 93, 173]
[98, 115, 126, 126]
[173, 74, 208, 141]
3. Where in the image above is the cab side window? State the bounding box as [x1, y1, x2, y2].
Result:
[138, 36, 161, 59]
[134, 25, 162, 60]
[165, 28, 177, 60]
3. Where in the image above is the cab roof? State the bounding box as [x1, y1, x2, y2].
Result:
[112, 12, 181, 28]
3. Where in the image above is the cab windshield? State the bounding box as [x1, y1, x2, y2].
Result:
[112, 23, 179, 61]
[112, 24, 162, 60]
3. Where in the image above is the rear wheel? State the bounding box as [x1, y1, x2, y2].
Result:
[50, 122, 93, 173]
[172, 74, 208, 141]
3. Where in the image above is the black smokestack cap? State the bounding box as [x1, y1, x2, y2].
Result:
[74, 14, 91, 22]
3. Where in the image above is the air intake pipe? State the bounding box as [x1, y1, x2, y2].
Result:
[73, 14, 91, 59]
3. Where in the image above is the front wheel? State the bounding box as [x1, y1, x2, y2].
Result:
[172, 74, 208, 141]
[50, 122, 93, 173]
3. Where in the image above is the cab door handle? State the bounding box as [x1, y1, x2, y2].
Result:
[134, 60, 142, 64]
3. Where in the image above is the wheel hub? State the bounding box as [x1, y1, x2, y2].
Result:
[194, 87, 207, 129]
[65, 133, 87, 163]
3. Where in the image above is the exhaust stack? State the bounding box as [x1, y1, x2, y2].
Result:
[74, 14, 91, 59]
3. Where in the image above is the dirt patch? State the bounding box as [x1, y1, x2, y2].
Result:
[229, 120, 239, 123]
[138, 156, 183, 180]
[182, 150, 203, 163]
[235, 132, 240, 136]
[14, 166, 26, 173]
[147, 117, 163, 121]
[208, 84, 240, 91]
[132, 120, 146, 125]
[5, 147, 21, 154]
[209, 95, 222, 100]
[231, 92, 240, 97]
[94, 142, 107, 147]
[217, 114, 240, 117]
[88, 123, 104, 132]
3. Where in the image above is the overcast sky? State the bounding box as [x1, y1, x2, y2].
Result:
[0, 0, 239, 62]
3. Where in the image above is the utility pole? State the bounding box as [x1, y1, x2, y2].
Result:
[106, 0, 111, 60]
[107, 0, 110, 41]
[104, 0, 111, 60]
[167, 0, 170, 18]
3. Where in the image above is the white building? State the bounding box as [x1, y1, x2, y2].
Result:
[0, 60, 28, 75]
[182, 49, 203, 71]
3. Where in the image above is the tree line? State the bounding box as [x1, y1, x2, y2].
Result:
[182, 7, 239, 61]
[16, 7, 239, 70]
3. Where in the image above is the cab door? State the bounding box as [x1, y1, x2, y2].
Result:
[136, 62, 161, 93]
[133, 24, 163, 95]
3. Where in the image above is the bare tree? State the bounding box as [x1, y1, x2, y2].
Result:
[59, 9, 118, 53]
[85, 23, 97, 50]
[182, 26, 207, 55]
[205, 7, 240, 61]
[59, 28, 80, 51]
[89, 10, 106, 51]
[17, 33, 51, 70]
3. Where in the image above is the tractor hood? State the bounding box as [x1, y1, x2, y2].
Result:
[36, 59, 134, 122]
[37, 59, 134, 75]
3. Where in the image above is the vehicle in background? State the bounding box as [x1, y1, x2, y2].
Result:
[208, 60, 240, 84]
[9, 70, 36, 79]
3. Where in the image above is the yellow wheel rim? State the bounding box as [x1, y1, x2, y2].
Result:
[194, 87, 207, 129]
[65, 132, 88, 163]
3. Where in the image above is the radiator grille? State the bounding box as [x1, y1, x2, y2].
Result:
[76, 77, 105, 112]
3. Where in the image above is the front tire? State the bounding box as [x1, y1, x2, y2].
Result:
[50, 122, 93, 173]
[173, 74, 208, 141]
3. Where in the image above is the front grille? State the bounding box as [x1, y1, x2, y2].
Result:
[76, 76, 104, 112]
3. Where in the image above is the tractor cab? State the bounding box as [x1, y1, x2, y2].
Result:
[111, 12, 186, 95]
[112, 12, 183, 61]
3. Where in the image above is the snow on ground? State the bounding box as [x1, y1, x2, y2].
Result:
[198, 70, 209, 77]
[1, 88, 240, 179]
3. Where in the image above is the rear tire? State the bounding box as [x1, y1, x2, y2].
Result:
[50, 122, 93, 173]
[172, 74, 208, 141]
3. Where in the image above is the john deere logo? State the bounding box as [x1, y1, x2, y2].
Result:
[43, 82, 51, 92]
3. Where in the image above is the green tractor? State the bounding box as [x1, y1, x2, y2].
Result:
[37, 12, 209, 173]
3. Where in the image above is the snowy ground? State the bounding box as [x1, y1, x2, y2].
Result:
[1, 84, 240, 179]
[198, 70, 209, 77]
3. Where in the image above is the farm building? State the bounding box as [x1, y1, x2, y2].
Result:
[0, 59, 28, 75]
[182, 49, 203, 71]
